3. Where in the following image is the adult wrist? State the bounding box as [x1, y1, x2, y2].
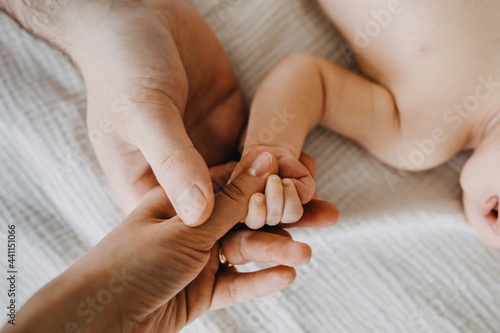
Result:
[1, 262, 121, 333]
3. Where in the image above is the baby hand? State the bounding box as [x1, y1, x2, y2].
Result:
[231, 147, 316, 229]
[244, 174, 304, 229]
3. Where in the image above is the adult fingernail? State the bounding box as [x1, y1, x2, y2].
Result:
[177, 184, 207, 226]
[247, 152, 273, 177]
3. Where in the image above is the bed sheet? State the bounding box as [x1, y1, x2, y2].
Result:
[1, 1, 499, 332]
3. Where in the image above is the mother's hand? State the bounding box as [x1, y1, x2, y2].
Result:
[2, 153, 339, 333]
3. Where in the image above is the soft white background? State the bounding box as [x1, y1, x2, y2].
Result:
[0, 0, 499, 332]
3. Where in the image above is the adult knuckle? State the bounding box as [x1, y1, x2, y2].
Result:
[221, 179, 248, 204]
[153, 146, 196, 180]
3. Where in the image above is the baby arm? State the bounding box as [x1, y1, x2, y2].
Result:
[240, 53, 399, 229]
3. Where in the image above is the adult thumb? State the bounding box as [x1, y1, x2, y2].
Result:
[135, 112, 214, 226]
[198, 152, 279, 241]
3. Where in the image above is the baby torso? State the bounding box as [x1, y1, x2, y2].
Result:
[320, 0, 500, 168]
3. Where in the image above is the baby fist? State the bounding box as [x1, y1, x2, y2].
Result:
[231, 147, 316, 229]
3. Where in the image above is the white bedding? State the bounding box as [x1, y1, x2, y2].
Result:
[1, 0, 500, 332]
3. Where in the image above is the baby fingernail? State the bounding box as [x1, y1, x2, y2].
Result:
[177, 184, 207, 226]
[270, 174, 281, 183]
[255, 195, 265, 205]
[247, 152, 273, 177]
[283, 178, 293, 186]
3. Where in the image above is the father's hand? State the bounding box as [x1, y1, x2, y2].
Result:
[81, 0, 246, 225]
[1, 0, 245, 225]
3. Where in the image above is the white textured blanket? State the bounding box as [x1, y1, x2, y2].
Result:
[1, 0, 500, 332]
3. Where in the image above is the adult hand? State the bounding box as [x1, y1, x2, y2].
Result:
[1, 0, 246, 225]
[82, 0, 246, 225]
[1, 153, 339, 333]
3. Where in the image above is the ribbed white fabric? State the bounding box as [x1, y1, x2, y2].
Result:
[0, 0, 499, 332]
